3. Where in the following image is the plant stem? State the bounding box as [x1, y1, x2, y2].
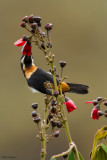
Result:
[59, 83, 72, 144]
[40, 103, 48, 160]
[50, 61, 58, 92]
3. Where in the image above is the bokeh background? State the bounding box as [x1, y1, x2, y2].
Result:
[0, 0, 107, 160]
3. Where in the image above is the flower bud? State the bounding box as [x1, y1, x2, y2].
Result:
[57, 122, 63, 128]
[98, 110, 104, 116]
[34, 16, 42, 23]
[95, 105, 100, 110]
[51, 120, 57, 127]
[97, 97, 103, 101]
[46, 42, 52, 48]
[22, 35, 29, 41]
[40, 44, 45, 50]
[38, 22, 42, 27]
[31, 23, 38, 29]
[60, 61, 66, 68]
[28, 15, 34, 23]
[53, 91, 59, 97]
[50, 106, 56, 114]
[104, 110, 107, 117]
[32, 111, 37, 117]
[22, 16, 28, 23]
[93, 100, 99, 106]
[44, 23, 53, 30]
[20, 22, 26, 28]
[54, 131, 60, 137]
[48, 114, 53, 121]
[51, 100, 57, 106]
[42, 32, 46, 38]
[31, 103, 38, 109]
[33, 117, 41, 123]
[104, 101, 107, 106]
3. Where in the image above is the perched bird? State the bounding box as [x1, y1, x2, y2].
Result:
[20, 54, 89, 95]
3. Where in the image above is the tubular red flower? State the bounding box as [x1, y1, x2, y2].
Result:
[64, 97, 77, 113]
[21, 42, 31, 56]
[85, 101, 93, 104]
[91, 108, 99, 120]
[14, 38, 26, 46]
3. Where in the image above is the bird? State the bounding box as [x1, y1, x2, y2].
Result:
[20, 54, 89, 95]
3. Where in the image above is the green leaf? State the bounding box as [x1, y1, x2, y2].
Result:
[50, 158, 56, 160]
[93, 144, 107, 160]
[101, 143, 107, 153]
[67, 150, 75, 160]
[78, 152, 84, 160]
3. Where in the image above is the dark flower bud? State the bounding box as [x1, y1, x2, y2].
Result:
[63, 154, 68, 159]
[20, 22, 26, 28]
[93, 100, 99, 106]
[60, 61, 66, 68]
[22, 16, 28, 23]
[31, 23, 38, 29]
[51, 100, 57, 106]
[38, 22, 42, 27]
[104, 101, 107, 106]
[40, 44, 45, 50]
[105, 109, 107, 113]
[54, 131, 60, 137]
[33, 117, 41, 123]
[32, 111, 37, 117]
[51, 120, 57, 127]
[57, 122, 63, 128]
[48, 114, 53, 121]
[97, 97, 103, 101]
[50, 106, 56, 114]
[53, 91, 59, 97]
[34, 16, 42, 23]
[31, 103, 38, 109]
[42, 32, 46, 38]
[104, 109, 107, 117]
[98, 110, 104, 116]
[22, 35, 29, 41]
[44, 23, 53, 30]
[46, 42, 52, 48]
[28, 15, 34, 23]
[95, 105, 100, 110]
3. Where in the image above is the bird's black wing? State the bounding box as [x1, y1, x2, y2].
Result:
[27, 68, 58, 95]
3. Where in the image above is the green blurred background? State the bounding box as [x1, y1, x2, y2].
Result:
[0, 0, 107, 159]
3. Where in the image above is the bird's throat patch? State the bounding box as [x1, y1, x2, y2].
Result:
[24, 65, 38, 79]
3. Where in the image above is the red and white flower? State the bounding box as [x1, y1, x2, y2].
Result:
[64, 97, 77, 113]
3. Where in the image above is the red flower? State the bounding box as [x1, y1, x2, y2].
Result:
[64, 97, 77, 113]
[21, 42, 31, 56]
[91, 108, 99, 120]
[85, 101, 93, 104]
[14, 38, 26, 46]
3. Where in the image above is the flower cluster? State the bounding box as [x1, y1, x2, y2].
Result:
[14, 14, 53, 58]
[86, 97, 107, 120]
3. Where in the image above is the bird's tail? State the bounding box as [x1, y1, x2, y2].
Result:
[62, 82, 89, 94]
[65, 82, 89, 94]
